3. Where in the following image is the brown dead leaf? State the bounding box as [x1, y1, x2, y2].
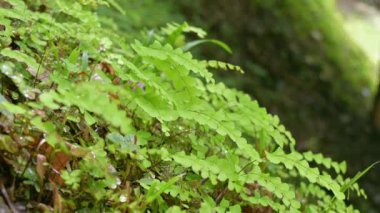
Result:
[99, 61, 115, 75]
[35, 142, 68, 186]
[67, 143, 89, 158]
[36, 141, 89, 186]
[49, 151, 70, 185]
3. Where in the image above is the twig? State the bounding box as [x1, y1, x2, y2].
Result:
[33, 44, 49, 88]
[215, 183, 229, 204]
[0, 181, 18, 213]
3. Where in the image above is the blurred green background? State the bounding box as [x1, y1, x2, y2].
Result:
[99, 0, 380, 211]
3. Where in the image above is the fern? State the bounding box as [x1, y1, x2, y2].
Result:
[0, 0, 371, 212]
[207, 60, 244, 73]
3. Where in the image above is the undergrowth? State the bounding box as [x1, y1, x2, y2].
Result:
[0, 0, 369, 212]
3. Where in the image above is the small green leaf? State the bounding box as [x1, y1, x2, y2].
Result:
[145, 176, 181, 204]
[228, 205, 241, 213]
[68, 47, 81, 64]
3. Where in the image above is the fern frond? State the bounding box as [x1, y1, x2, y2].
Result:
[207, 60, 244, 74]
